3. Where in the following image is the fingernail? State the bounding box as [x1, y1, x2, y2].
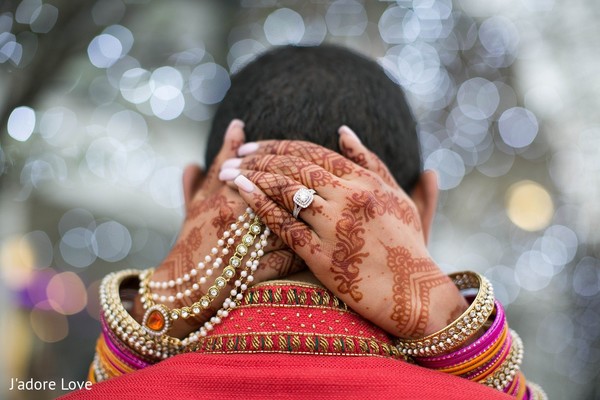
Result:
[238, 142, 259, 156]
[225, 119, 245, 140]
[219, 168, 241, 181]
[221, 158, 242, 170]
[339, 125, 361, 143]
[234, 175, 255, 193]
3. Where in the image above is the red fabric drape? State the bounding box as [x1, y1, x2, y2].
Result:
[61, 352, 513, 399]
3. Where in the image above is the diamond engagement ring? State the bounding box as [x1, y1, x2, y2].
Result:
[292, 187, 316, 219]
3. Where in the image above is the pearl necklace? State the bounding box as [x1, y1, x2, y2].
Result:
[139, 211, 269, 338]
[185, 225, 270, 344]
[147, 208, 255, 303]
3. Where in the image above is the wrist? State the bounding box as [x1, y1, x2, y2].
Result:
[421, 278, 469, 337]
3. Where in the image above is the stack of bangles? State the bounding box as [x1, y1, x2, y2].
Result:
[89, 212, 546, 399]
[395, 272, 547, 400]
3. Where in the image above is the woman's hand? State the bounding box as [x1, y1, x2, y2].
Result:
[219, 127, 468, 339]
[132, 120, 304, 338]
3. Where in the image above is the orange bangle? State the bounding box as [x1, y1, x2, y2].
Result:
[439, 324, 508, 374]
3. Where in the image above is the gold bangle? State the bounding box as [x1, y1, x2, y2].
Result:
[395, 271, 495, 358]
[100, 269, 183, 361]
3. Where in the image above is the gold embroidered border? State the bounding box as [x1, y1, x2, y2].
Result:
[186, 331, 408, 361]
[242, 286, 348, 311]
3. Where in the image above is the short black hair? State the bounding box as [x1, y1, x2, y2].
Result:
[207, 45, 421, 191]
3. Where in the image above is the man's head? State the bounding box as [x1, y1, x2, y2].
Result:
[206, 45, 421, 193]
[188, 45, 438, 243]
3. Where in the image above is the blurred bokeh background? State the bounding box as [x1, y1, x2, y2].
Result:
[1, 0, 599, 398]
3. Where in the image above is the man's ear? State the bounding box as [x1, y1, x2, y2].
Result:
[410, 170, 439, 245]
[182, 164, 206, 209]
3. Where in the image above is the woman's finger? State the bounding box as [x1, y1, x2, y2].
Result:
[224, 154, 347, 196]
[248, 170, 332, 228]
[237, 140, 357, 179]
[223, 169, 331, 229]
[232, 174, 323, 260]
[338, 125, 400, 189]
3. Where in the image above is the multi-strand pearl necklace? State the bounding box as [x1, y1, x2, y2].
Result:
[138, 209, 270, 340]
[184, 224, 270, 344]
[147, 209, 255, 303]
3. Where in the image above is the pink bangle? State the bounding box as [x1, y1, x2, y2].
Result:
[100, 314, 151, 370]
[417, 300, 506, 369]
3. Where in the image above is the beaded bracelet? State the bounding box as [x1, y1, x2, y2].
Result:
[481, 329, 524, 391]
[89, 354, 108, 383]
[138, 216, 265, 336]
[417, 300, 506, 370]
[527, 382, 548, 400]
[395, 271, 495, 358]
[100, 269, 183, 361]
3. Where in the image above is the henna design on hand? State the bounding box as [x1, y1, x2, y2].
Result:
[157, 224, 204, 308]
[260, 250, 306, 276]
[339, 139, 398, 188]
[250, 192, 321, 255]
[375, 191, 422, 232]
[187, 192, 239, 237]
[255, 141, 355, 178]
[347, 190, 421, 231]
[243, 154, 339, 189]
[330, 202, 369, 302]
[383, 244, 449, 338]
[339, 140, 368, 169]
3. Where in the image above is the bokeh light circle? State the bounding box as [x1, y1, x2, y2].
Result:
[7, 106, 36, 142]
[457, 77, 500, 120]
[92, 221, 132, 262]
[30, 308, 69, 343]
[514, 250, 555, 291]
[120, 68, 152, 104]
[572, 257, 600, 297]
[264, 8, 305, 45]
[424, 148, 465, 190]
[498, 107, 539, 148]
[505, 180, 554, 231]
[87, 34, 123, 68]
[325, 0, 367, 37]
[189, 63, 231, 105]
[46, 271, 88, 314]
[59, 227, 97, 268]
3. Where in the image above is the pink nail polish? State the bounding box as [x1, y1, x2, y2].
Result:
[339, 125, 361, 143]
[237, 142, 259, 156]
[234, 175, 255, 193]
[218, 168, 241, 181]
[221, 158, 242, 170]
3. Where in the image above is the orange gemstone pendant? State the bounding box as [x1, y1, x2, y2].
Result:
[147, 310, 165, 331]
[142, 304, 171, 336]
